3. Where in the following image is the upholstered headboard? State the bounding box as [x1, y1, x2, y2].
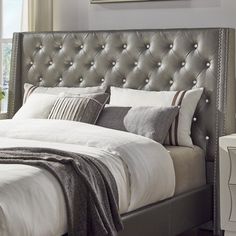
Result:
[9, 28, 235, 167]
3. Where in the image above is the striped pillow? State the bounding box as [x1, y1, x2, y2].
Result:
[164, 90, 190, 146]
[23, 83, 107, 103]
[48, 93, 109, 124]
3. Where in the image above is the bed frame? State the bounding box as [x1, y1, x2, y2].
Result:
[9, 28, 235, 235]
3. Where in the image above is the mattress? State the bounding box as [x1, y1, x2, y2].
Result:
[0, 119, 175, 236]
[0, 119, 207, 236]
[166, 145, 206, 195]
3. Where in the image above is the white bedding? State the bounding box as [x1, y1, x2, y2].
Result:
[0, 119, 175, 236]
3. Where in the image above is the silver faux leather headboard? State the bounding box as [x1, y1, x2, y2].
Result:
[9, 28, 235, 166]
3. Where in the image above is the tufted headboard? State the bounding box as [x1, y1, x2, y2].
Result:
[9, 28, 235, 174]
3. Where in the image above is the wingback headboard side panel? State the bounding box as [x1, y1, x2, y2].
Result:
[9, 33, 23, 118]
[222, 29, 235, 136]
[8, 28, 236, 165]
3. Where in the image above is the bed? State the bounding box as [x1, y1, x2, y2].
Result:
[1, 28, 235, 236]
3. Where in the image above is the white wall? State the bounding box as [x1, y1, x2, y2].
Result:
[53, 0, 89, 30]
[53, 0, 236, 31]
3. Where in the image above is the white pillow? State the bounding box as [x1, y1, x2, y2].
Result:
[13, 93, 57, 119]
[110, 86, 203, 147]
[23, 83, 107, 103]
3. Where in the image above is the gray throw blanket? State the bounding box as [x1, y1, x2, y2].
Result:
[0, 147, 123, 236]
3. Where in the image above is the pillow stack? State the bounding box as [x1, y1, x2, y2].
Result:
[13, 83, 109, 124]
[97, 87, 203, 147]
[14, 83, 203, 146]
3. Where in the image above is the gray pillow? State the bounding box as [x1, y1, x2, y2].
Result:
[96, 106, 130, 131]
[97, 106, 179, 144]
[48, 93, 109, 124]
[124, 106, 179, 143]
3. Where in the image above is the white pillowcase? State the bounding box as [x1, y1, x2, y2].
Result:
[23, 83, 107, 103]
[13, 93, 57, 119]
[110, 86, 203, 147]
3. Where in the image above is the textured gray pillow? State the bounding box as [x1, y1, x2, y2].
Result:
[48, 93, 109, 124]
[97, 106, 179, 144]
[124, 106, 179, 143]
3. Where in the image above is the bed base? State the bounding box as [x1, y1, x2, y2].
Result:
[10, 28, 234, 235]
[119, 185, 213, 236]
[62, 185, 212, 236]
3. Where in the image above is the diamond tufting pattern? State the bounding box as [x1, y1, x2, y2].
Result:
[21, 31, 218, 90]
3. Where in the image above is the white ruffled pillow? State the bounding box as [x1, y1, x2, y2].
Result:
[110, 87, 203, 147]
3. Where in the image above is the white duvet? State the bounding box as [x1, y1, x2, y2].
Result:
[0, 119, 175, 236]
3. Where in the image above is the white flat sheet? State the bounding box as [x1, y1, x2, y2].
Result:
[0, 119, 175, 236]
